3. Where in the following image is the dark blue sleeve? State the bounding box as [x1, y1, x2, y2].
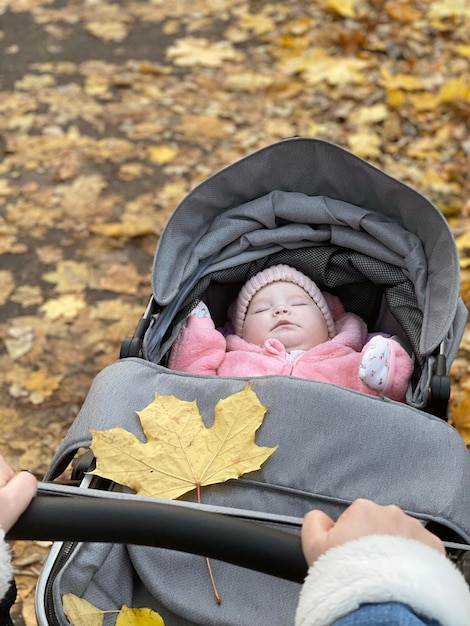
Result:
[333, 602, 442, 626]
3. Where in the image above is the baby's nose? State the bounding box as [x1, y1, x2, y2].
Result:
[274, 304, 289, 315]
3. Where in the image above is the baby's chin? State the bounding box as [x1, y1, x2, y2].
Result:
[271, 334, 325, 352]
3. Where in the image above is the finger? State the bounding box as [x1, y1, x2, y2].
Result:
[0, 472, 37, 533]
[301, 510, 335, 565]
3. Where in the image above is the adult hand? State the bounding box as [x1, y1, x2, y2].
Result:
[0, 456, 37, 533]
[301, 498, 445, 566]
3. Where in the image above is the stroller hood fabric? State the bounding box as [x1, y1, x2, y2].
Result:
[151, 138, 465, 362]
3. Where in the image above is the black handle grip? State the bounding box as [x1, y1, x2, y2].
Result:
[8, 496, 307, 583]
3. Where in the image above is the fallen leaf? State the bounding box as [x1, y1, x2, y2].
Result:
[93, 263, 141, 295]
[347, 131, 382, 159]
[167, 37, 241, 67]
[10, 285, 44, 307]
[89, 222, 154, 238]
[323, 0, 357, 18]
[146, 146, 179, 164]
[90, 383, 277, 499]
[386, 0, 423, 22]
[62, 594, 105, 626]
[237, 12, 276, 35]
[85, 21, 130, 42]
[0, 270, 14, 305]
[42, 261, 89, 293]
[428, 0, 470, 21]
[22, 367, 62, 404]
[381, 68, 425, 91]
[39, 294, 87, 321]
[281, 50, 370, 86]
[4, 326, 34, 361]
[62, 594, 165, 626]
[116, 605, 165, 625]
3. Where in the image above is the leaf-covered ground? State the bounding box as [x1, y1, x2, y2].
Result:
[0, 0, 469, 623]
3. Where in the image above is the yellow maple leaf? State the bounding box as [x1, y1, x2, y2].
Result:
[283, 50, 370, 86]
[90, 383, 277, 500]
[39, 294, 87, 321]
[63, 594, 165, 626]
[42, 260, 89, 293]
[167, 37, 240, 67]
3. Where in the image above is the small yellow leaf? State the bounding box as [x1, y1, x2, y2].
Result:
[324, 0, 356, 18]
[347, 131, 381, 159]
[89, 222, 154, 238]
[224, 72, 274, 93]
[147, 146, 179, 164]
[10, 285, 43, 307]
[436, 77, 470, 104]
[23, 367, 60, 394]
[42, 260, 89, 293]
[238, 13, 276, 35]
[428, 0, 470, 20]
[385, 0, 423, 22]
[116, 605, 165, 626]
[279, 50, 369, 86]
[62, 594, 104, 626]
[0, 270, 14, 305]
[90, 383, 277, 499]
[39, 294, 87, 321]
[85, 21, 130, 42]
[381, 68, 424, 91]
[455, 44, 470, 58]
[167, 37, 240, 67]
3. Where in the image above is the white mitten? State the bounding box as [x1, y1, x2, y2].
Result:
[359, 335, 391, 391]
[188, 301, 211, 319]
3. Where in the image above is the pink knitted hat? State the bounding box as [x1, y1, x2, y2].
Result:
[233, 265, 336, 338]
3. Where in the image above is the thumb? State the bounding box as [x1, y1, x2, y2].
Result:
[301, 510, 336, 565]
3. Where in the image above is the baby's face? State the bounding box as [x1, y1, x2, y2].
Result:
[242, 281, 329, 352]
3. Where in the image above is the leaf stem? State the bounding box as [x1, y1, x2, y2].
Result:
[197, 482, 221, 604]
[205, 557, 222, 605]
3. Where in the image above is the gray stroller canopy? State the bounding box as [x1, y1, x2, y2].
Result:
[149, 138, 467, 404]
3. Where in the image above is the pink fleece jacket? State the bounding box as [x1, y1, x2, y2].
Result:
[168, 305, 413, 403]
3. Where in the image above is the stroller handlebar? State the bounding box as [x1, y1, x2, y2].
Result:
[8, 485, 308, 583]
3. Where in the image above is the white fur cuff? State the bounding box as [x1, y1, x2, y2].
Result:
[0, 527, 13, 602]
[295, 534, 470, 626]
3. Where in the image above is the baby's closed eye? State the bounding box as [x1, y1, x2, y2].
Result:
[252, 304, 270, 313]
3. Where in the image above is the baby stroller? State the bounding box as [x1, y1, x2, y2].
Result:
[25, 137, 470, 625]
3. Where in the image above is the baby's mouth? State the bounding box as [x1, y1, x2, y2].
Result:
[273, 319, 294, 329]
